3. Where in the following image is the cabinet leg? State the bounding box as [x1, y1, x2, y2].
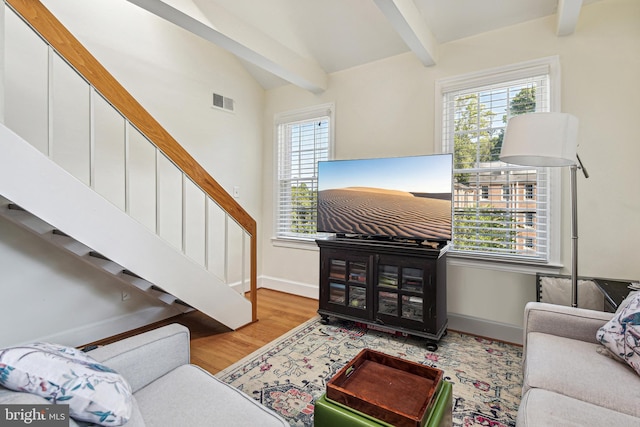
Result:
[320, 315, 330, 325]
[426, 341, 438, 352]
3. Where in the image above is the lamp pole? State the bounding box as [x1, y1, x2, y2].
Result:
[571, 154, 589, 308]
[570, 164, 578, 308]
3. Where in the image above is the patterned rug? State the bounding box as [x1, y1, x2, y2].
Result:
[216, 316, 523, 426]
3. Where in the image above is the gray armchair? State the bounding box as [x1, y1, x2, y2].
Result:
[0, 324, 289, 426]
[517, 302, 640, 426]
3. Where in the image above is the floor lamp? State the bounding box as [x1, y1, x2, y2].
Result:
[500, 112, 588, 308]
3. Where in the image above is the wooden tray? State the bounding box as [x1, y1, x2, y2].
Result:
[326, 349, 443, 427]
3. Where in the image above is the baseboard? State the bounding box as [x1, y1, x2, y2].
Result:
[447, 313, 523, 345]
[29, 306, 182, 348]
[259, 275, 318, 300]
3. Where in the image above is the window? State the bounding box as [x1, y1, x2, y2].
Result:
[525, 212, 534, 228]
[525, 184, 534, 199]
[275, 104, 334, 241]
[437, 57, 561, 264]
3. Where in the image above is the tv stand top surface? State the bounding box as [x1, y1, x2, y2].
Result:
[316, 235, 450, 257]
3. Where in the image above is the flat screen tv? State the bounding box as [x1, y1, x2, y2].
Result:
[317, 154, 453, 243]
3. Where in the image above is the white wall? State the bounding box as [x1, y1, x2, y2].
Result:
[0, 0, 265, 346]
[0, 215, 181, 347]
[261, 0, 640, 341]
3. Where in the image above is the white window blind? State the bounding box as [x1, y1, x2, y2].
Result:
[440, 59, 559, 263]
[275, 105, 333, 240]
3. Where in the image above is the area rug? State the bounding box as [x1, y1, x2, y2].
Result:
[216, 316, 523, 427]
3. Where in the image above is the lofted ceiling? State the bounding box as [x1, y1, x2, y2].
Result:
[127, 0, 597, 92]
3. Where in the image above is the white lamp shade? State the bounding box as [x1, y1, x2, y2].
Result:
[500, 112, 579, 167]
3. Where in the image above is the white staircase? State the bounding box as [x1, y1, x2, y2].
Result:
[1, 1, 256, 334]
[0, 123, 252, 330]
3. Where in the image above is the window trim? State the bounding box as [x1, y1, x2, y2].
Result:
[272, 103, 335, 248]
[434, 57, 563, 273]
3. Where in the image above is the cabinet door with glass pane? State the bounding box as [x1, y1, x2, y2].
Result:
[374, 255, 435, 331]
[319, 249, 372, 319]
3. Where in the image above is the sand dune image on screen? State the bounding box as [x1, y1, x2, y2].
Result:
[317, 187, 452, 241]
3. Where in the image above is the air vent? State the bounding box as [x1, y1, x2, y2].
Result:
[213, 92, 234, 112]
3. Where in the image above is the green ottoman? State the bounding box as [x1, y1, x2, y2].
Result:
[314, 380, 452, 427]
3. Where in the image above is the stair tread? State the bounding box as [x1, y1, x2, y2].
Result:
[89, 251, 110, 260]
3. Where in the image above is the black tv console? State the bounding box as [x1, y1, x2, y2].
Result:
[316, 237, 448, 350]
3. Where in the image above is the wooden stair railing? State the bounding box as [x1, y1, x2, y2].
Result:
[5, 0, 257, 322]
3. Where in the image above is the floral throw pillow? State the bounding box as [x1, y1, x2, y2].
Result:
[596, 291, 640, 375]
[0, 342, 132, 425]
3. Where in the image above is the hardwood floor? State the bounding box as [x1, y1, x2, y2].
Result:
[186, 289, 319, 373]
[91, 289, 319, 374]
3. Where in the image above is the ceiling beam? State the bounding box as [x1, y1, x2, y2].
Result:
[556, 0, 584, 36]
[373, 0, 437, 66]
[126, 0, 327, 93]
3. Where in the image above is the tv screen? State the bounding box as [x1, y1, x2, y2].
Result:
[317, 154, 453, 242]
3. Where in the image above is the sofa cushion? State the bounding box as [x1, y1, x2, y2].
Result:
[596, 291, 640, 374]
[518, 388, 639, 427]
[524, 332, 640, 418]
[0, 342, 133, 426]
[126, 396, 146, 427]
[134, 364, 289, 427]
[87, 324, 190, 394]
[0, 387, 51, 405]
